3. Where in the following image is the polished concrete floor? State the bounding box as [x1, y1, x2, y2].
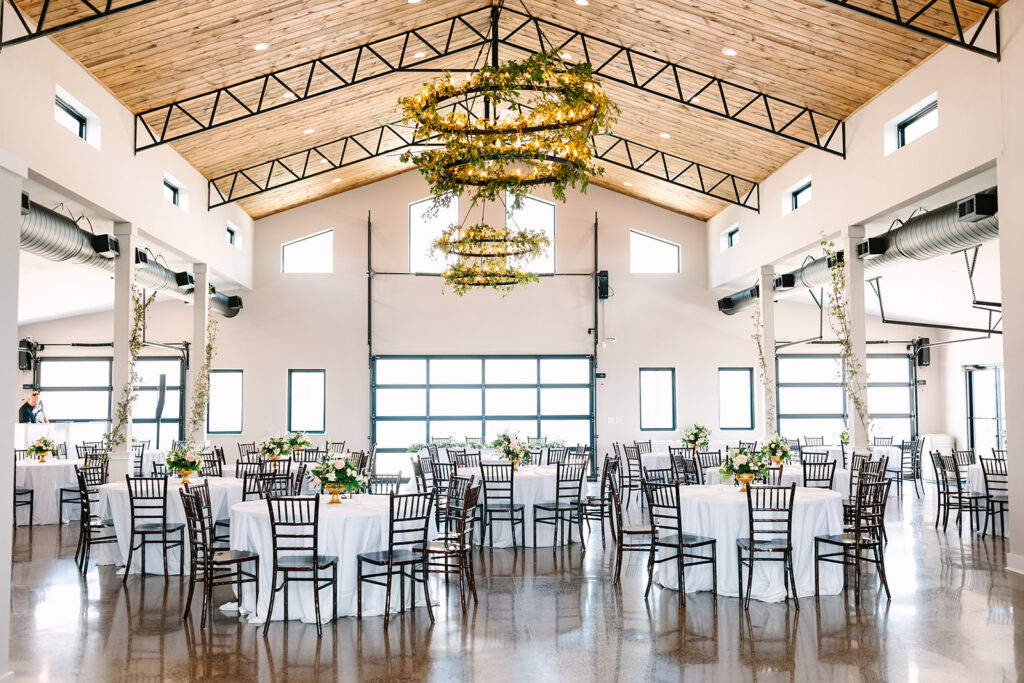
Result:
[10, 489, 1023, 682]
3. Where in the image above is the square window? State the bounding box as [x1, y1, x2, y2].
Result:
[282, 230, 333, 273]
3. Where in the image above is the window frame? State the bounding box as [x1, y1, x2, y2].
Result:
[34, 356, 113, 423]
[280, 229, 334, 274]
[133, 356, 187, 447]
[287, 369, 326, 434]
[718, 367, 755, 431]
[207, 369, 243, 435]
[965, 363, 1005, 452]
[162, 179, 180, 206]
[897, 100, 938, 149]
[408, 195, 458, 274]
[55, 96, 87, 139]
[791, 182, 812, 211]
[727, 226, 740, 249]
[639, 367, 677, 431]
[505, 192, 556, 275]
[629, 229, 681, 274]
[226, 225, 236, 246]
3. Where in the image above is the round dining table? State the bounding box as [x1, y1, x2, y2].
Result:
[476, 464, 567, 548]
[704, 465, 851, 494]
[15, 458, 84, 525]
[96, 476, 244, 575]
[655, 485, 845, 602]
[227, 493, 437, 623]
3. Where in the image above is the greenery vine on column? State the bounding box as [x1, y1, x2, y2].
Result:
[751, 305, 776, 433]
[821, 239, 871, 442]
[103, 287, 156, 457]
[185, 301, 218, 450]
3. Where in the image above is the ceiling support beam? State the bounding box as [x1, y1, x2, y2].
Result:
[0, 0, 166, 50]
[496, 7, 846, 156]
[816, 0, 999, 61]
[134, 7, 493, 151]
[207, 121, 759, 212]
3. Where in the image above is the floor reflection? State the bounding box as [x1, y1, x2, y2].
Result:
[9, 493, 1024, 681]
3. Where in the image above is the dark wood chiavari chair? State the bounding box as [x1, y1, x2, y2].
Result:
[847, 452, 870, 503]
[431, 436, 451, 445]
[357, 491, 435, 629]
[416, 455, 435, 493]
[887, 439, 923, 499]
[151, 462, 169, 477]
[992, 448, 1007, 460]
[325, 441, 346, 454]
[801, 450, 829, 465]
[14, 464, 32, 525]
[802, 461, 836, 489]
[980, 457, 1009, 537]
[954, 449, 976, 467]
[179, 487, 259, 629]
[803, 436, 825, 447]
[533, 461, 587, 549]
[739, 441, 759, 452]
[453, 451, 481, 468]
[367, 472, 402, 495]
[480, 463, 525, 548]
[355, 450, 370, 473]
[185, 480, 231, 545]
[815, 479, 892, 604]
[74, 466, 115, 573]
[61, 458, 108, 523]
[872, 436, 894, 446]
[546, 447, 569, 466]
[634, 440, 653, 455]
[426, 444, 440, 464]
[213, 446, 226, 465]
[264, 496, 339, 637]
[432, 462, 458, 528]
[13, 449, 27, 461]
[130, 443, 146, 477]
[755, 466, 783, 485]
[785, 439, 802, 458]
[668, 445, 689, 459]
[642, 467, 677, 484]
[236, 461, 264, 501]
[198, 458, 223, 478]
[577, 456, 618, 545]
[620, 445, 643, 508]
[644, 480, 717, 604]
[446, 448, 467, 463]
[238, 442, 258, 459]
[293, 448, 325, 463]
[738, 483, 799, 610]
[696, 451, 724, 483]
[527, 436, 546, 447]
[260, 458, 293, 477]
[366, 444, 377, 475]
[938, 454, 985, 533]
[672, 455, 701, 486]
[292, 464, 308, 495]
[465, 437, 484, 447]
[608, 475, 654, 584]
[171, 440, 186, 450]
[258, 473, 294, 500]
[424, 481, 481, 613]
[122, 475, 185, 581]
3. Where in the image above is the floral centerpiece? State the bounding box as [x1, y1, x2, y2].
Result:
[259, 434, 292, 460]
[491, 432, 532, 470]
[761, 435, 793, 465]
[719, 447, 769, 492]
[287, 432, 312, 452]
[310, 456, 367, 504]
[683, 424, 711, 451]
[27, 435, 56, 463]
[839, 428, 850, 445]
[165, 447, 202, 484]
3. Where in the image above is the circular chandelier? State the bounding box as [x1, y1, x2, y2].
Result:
[432, 221, 550, 296]
[399, 49, 618, 209]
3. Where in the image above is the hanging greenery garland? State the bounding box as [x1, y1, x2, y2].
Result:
[399, 49, 618, 210]
[432, 222, 549, 259]
[185, 294, 218, 451]
[103, 287, 156, 458]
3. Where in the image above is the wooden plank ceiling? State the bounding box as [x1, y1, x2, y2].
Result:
[14, 0, 1003, 220]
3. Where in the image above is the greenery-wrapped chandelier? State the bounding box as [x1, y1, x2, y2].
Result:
[399, 49, 617, 294]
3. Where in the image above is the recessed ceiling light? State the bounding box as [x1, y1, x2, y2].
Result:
[561, 52, 573, 59]
[408, 0, 420, 3]
[414, 51, 426, 58]
[624, 181, 633, 186]
[320, 159, 328, 164]
[303, 127, 316, 135]
[253, 42, 270, 51]
[282, 92, 295, 99]
[659, 132, 671, 139]
[576, 0, 589, 5]
[691, 96, 701, 104]
[722, 47, 738, 57]
[332, 178, 341, 183]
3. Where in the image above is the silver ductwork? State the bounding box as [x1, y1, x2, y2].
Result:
[20, 199, 242, 317]
[718, 189, 998, 314]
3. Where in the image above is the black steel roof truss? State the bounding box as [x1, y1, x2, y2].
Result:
[0, 0, 166, 50]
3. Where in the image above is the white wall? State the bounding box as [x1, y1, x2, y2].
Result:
[0, 37, 254, 288]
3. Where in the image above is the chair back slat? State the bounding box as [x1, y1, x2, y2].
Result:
[388, 492, 435, 556]
[980, 457, 1008, 497]
[634, 440, 653, 455]
[368, 472, 402, 495]
[803, 436, 825, 447]
[546, 447, 569, 466]
[802, 461, 836, 489]
[642, 467, 676, 484]
[746, 483, 797, 546]
[480, 463, 515, 507]
[125, 475, 170, 527]
[644, 481, 681, 537]
[801, 450, 829, 464]
[266, 496, 321, 557]
[555, 462, 586, 503]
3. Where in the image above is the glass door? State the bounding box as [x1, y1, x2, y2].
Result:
[967, 365, 1005, 454]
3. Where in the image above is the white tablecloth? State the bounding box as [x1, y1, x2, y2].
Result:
[15, 459, 84, 525]
[966, 464, 986, 493]
[480, 465, 572, 548]
[97, 476, 243, 574]
[705, 465, 850, 494]
[141, 449, 168, 475]
[655, 485, 844, 602]
[823, 445, 900, 466]
[649, 439, 745, 454]
[228, 494, 437, 622]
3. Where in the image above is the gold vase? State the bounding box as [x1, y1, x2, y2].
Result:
[737, 472, 755, 492]
[326, 483, 344, 504]
[771, 455, 781, 466]
[39, 451, 49, 463]
[179, 469, 195, 485]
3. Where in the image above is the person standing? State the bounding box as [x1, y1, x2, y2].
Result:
[18, 390, 47, 423]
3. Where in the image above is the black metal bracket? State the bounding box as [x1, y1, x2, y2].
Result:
[0, 0, 166, 50]
[816, 0, 1000, 61]
[775, 287, 824, 351]
[134, 7, 493, 151]
[868, 276, 1002, 336]
[495, 6, 846, 156]
[957, 245, 1002, 310]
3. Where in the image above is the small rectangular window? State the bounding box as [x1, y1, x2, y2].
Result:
[630, 230, 680, 274]
[791, 182, 812, 211]
[282, 229, 333, 273]
[288, 369, 326, 433]
[718, 368, 754, 430]
[639, 367, 675, 430]
[897, 101, 938, 148]
[163, 180, 180, 206]
[727, 227, 739, 248]
[207, 370, 243, 434]
[54, 97, 86, 139]
[226, 226, 236, 245]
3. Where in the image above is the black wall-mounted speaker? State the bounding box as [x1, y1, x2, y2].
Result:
[597, 270, 610, 299]
[18, 339, 33, 371]
[915, 338, 931, 367]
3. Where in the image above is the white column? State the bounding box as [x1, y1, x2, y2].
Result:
[109, 222, 137, 481]
[188, 263, 209, 446]
[998, 0, 1024, 574]
[842, 225, 868, 449]
[758, 265, 777, 436]
[0, 149, 27, 682]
